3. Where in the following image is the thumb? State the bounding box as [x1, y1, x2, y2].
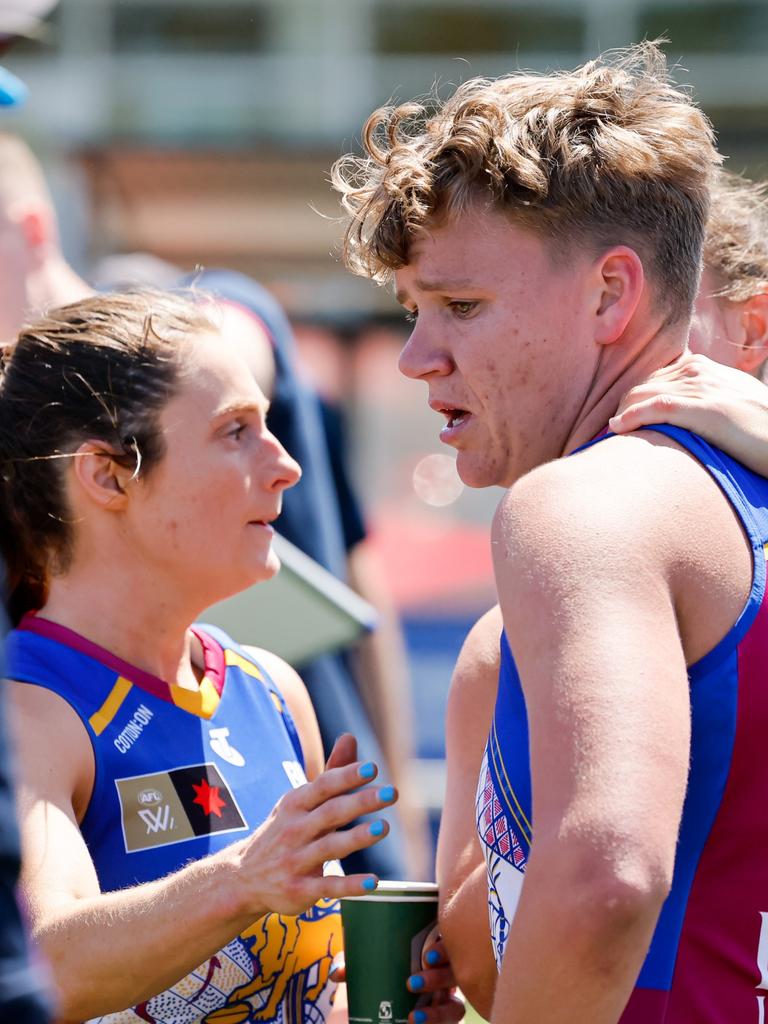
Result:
[326, 733, 358, 770]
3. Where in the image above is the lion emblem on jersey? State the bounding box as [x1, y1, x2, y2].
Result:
[206, 899, 341, 1024]
[91, 900, 341, 1024]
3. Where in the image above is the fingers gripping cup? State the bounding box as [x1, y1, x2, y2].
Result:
[341, 880, 439, 1024]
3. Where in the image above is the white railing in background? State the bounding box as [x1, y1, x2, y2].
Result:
[6, 0, 768, 144]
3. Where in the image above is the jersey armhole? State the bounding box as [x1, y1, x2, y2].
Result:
[639, 425, 768, 680]
[7, 676, 100, 831]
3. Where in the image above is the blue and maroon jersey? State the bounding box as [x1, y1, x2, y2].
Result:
[476, 424, 768, 1022]
[7, 617, 342, 1024]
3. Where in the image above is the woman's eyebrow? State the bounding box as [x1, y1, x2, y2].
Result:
[212, 399, 270, 419]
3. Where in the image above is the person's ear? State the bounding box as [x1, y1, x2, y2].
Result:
[736, 290, 768, 375]
[7, 200, 53, 254]
[71, 441, 135, 512]
[590, 246, 645, 346]
[18, 206, 51, 251]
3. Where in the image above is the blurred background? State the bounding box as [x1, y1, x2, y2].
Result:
[6, 0, 768, 856]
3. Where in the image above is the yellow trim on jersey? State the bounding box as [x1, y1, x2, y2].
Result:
[269, 691, 284, 715]
[223, 647, 282, 713]
[170, 675, 221, 719]
[89, 675, 133, 736]
[224, 648, 264, 680]
[490, 721, 533, 844]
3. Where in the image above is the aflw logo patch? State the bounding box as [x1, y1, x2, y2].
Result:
[115, 763, 247, 853]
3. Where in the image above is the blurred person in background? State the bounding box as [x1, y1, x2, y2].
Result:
[0, 4, 67, 1019]
[429, 164, 768, 1018]
[677, 168, 768, 377]
[335, 40, 768, 1022]
[0, 132, 90, 342]
[0, 132, 430, 880]
[606, 167, 768, 476]
[0, 128, 52, 1024]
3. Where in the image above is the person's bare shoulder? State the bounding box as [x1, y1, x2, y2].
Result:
[456, 605, 502, 676]
[447, 605, 501, 752]
[494, 431, 751, 666]
[6, 681, 94, 821]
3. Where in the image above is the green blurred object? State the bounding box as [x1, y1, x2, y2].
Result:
[202, 532, 377, 667]
[463, 1001, 489, 1024]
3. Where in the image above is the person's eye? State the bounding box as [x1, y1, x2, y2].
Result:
[449, 301, 478, 319]
[227, 421, 248, 440]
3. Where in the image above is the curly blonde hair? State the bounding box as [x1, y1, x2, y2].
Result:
[705, 169, 768, 302]
[333, 42, 720, 321]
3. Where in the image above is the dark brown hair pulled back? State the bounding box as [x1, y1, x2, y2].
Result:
[0, 290, 214, 623]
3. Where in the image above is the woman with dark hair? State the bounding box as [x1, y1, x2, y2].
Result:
[0, 290, 407, 1024]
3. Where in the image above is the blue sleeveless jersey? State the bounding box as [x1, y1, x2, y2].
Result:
[476, 425, 768, 1023]
[7, 617, 343, 1024]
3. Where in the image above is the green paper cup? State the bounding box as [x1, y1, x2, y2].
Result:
[341, 880, 439, 1024]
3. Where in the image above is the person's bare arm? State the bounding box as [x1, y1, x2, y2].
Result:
[436, 606, 501, 1017]
[610, 351, 768, 473]
[488, 445, 701, 1024]
[9, 682, 393, 1021]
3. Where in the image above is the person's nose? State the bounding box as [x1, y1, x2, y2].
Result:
[260, 429, 302, 493]
[397, 320, 453, 381]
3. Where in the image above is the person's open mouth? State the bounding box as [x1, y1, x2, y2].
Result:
[430, 400, 474, 443]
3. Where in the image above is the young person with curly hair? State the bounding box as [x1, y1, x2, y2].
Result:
[420, 164, 768, 1024]
[334, 42, 767, 1023]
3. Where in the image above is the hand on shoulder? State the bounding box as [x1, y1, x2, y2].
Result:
[610, 352, 768, 475]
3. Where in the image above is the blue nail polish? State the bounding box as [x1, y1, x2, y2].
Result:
[414, 1011, 428, 1024]
[379, 785, 396, 802]
[359, 762, 376, 780]
[408, 974, 425, 991]
[425, 949, 440, 966]
[362, 876, 378, 891]
[369, 820, 385, 837]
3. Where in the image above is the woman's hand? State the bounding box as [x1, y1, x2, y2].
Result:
[610, 352, 768, 476]
[406, 928, 466, 1024]
[228, 734, 397, 919]
[330, 925, 466, 1024]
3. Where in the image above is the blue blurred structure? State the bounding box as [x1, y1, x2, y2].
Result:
[404, 613, 477, 853]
